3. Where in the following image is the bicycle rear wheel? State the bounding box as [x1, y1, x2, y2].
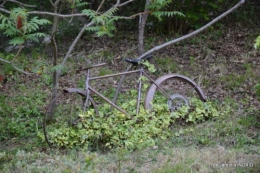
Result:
[144, 74, 207, 112]
[43, 89, 98, 148]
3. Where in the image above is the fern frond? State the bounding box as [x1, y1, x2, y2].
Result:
[4, 25, 18, 36]
[26, 33, 46, 42]
[96, 30, 113, 37]
[94, 16, 105, 25]
[11, 7, 28, 19]
[9, 37, 25, 45]
[103, 7, 118, 20]
[51, 65, 63, 72]
[148, 0, 172, 10]
[31, 17, 51, 25]
[85, 26, 101, 32]
[81, 9, 96, 19]
[26, 17, 51, 33]
[75, 2, 89, 8]
[0, 14, 8, 25]
[152, 11, 185, 21]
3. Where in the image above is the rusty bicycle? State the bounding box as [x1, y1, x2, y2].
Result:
[43, 55, 207, 147]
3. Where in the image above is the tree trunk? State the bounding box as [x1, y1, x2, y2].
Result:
[48, 0, 63, 119]
[138, 0, 150, 55]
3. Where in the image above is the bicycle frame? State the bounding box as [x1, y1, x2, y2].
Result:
[81, 63, 171, 116]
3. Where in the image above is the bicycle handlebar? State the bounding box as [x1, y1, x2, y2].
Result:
[125, 54, 153, 65]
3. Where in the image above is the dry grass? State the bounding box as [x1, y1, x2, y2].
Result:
[1, 146, 259, 173]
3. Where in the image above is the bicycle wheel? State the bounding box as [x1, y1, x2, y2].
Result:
[144, 74, 207, 112]
[43, 89, 99, 147]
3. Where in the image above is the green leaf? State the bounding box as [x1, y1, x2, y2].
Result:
[9, 37, 25, 45]
[209, 2, 218, 9]
[254, 36, 260, 49]
[81, 9, 96, 18]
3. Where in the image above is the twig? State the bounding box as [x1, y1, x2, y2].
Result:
[0, 7, 88, 17]
[2, 0, 36, 8]
[0, 7, 10, 14]
[96, 0, 105, 13]
[117, 11, 151, 20]
[118, 0, 135, 7]
[115, 0, 120, 6]
[0, 1, 6, 8]
[28, 11, 87, 17]
[136, 0, 246, 60]
[0, 56, 31, 75]
[49, 0, 54, 7]
[10, 44, 23, 63]
[57, 21, 95, 78]
[54, 0, 62, 6]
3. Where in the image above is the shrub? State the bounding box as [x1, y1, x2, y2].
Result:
[39, 95, 227, 150]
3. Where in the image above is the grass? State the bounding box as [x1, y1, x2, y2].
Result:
[0, 146, 259, 172]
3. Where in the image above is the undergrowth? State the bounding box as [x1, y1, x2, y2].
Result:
[38, 95, 228, 150]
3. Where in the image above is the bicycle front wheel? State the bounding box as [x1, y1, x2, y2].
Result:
[144, 74, 207, 112]
[43, 89, 99, 148]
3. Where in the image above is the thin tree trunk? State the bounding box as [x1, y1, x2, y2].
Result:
[138, 0, 150, 55]
[49, 0, 63, 119]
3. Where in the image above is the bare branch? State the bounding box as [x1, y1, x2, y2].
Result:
[10, 45, 23, 63]
[137, 0, 246, 60]
[1, 0, 36, 8]
[0, 56, 31, 75]
[54, 0, 62, 6]
[118, 0, 135, 7]
[115, 0, 120, 6]
[49, 0, 55, 8]
[0, 1, 6, 8]
[96, 0, 105, 13]
[28, 11, 87, 17]
[57, 21, 95, 77]
[0, 7, 10, 14]
[0, 8, 87, 17]
[118, 11, 150, 20]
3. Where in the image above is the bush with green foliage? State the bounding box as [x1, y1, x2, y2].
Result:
[38, 93, 228, 150]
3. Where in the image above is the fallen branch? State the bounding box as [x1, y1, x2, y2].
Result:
[137, 0, 245, 60]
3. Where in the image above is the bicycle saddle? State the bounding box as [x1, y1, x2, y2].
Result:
[125, 54, 153, 65]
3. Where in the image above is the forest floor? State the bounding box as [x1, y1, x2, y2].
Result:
[1, 16, 260, 172]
